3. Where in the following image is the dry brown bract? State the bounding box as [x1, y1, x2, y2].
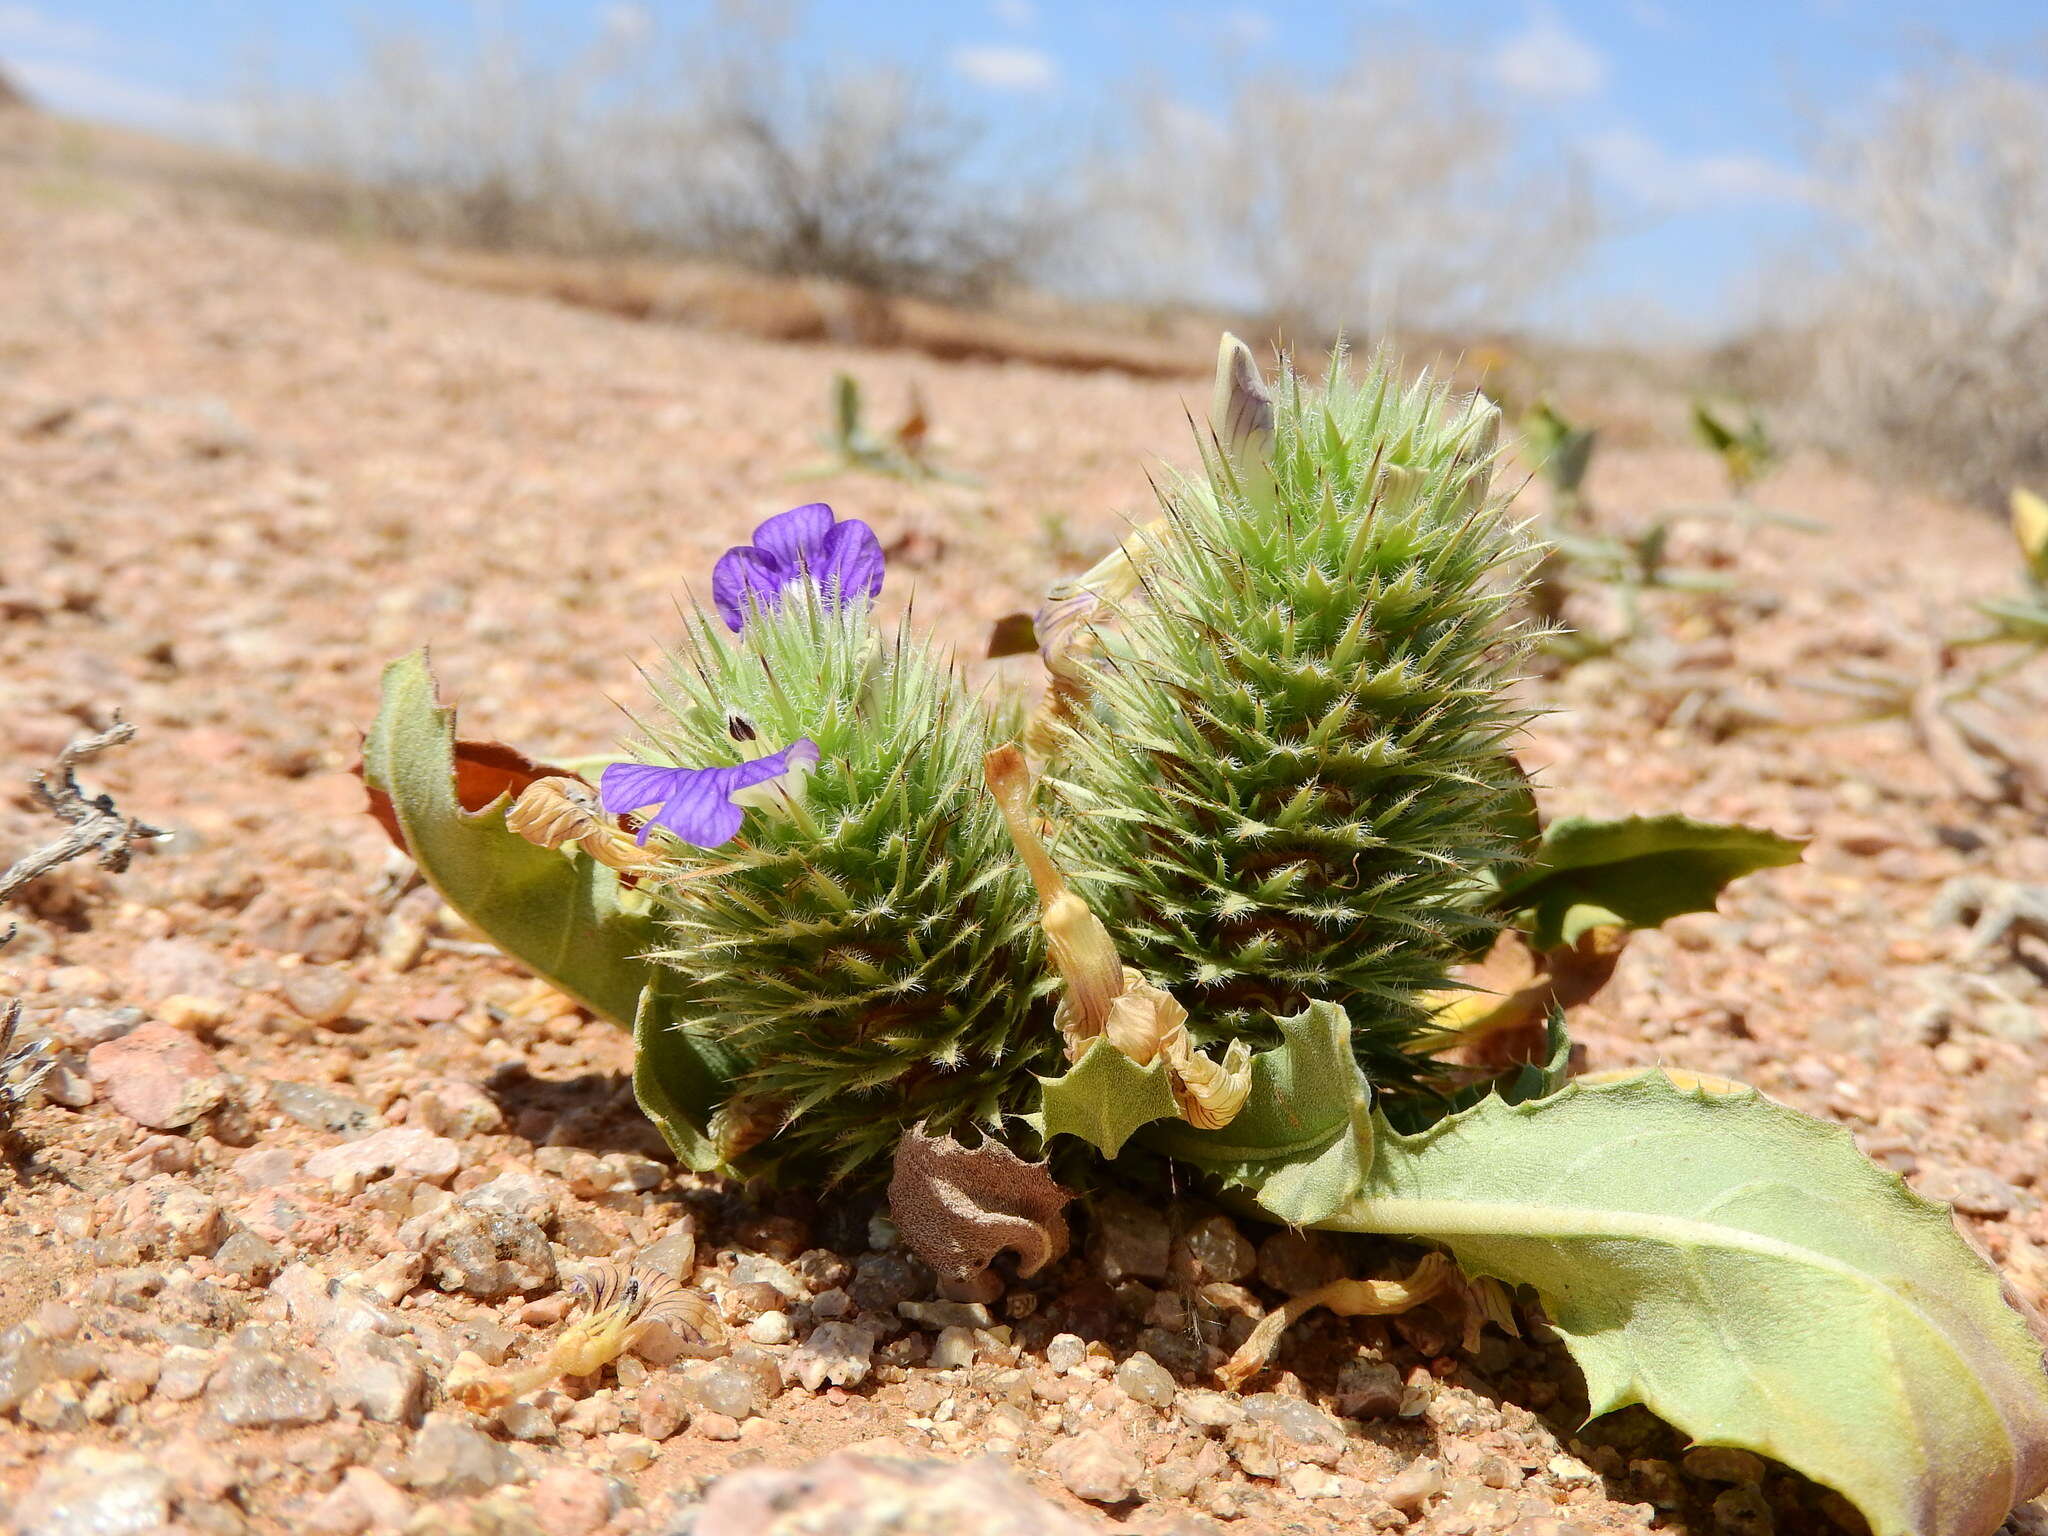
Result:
[887, 1123, 1074, 1283]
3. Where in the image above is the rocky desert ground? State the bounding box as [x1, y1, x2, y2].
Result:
[3, 121, 2048, 1536]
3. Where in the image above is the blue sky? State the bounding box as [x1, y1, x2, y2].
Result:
[4, 1, 2044, 336]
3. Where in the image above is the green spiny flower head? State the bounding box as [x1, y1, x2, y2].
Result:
[625, 533, 1053, 1185]
[1051, 342, 1539, 1086]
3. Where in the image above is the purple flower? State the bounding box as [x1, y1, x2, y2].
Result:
[712, 503, 884, 632]
[600, 739, 820, 848]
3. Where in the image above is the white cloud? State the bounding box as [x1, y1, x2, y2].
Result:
[950, 44, 1056, 92]
[1218, 7, 1273, 47]
[7, 56, 236, 137]
[0, 3, 101, 53]
[1583, 127, 1810, 209]
[600, 3, 653, 44]
[1488, 9, 1607, 102]
[990, 0, 1037, 27]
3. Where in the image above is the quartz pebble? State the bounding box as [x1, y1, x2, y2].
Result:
[409, 1077, 505, 1137]
[1179, 1390, 1245, 1430]
[528, 1465, 614, 1536]
[1115, 1350, 1176, 1408]
[637, 1376, 691, 1440]
[214, 1228, 284, 1282]
[1171, 1214, 1256, 1285]
[113, 1176, 224, 1258]
[1336, 1356, 1405, 1418]
[306, 1467, 412, 1535]
[1045, 1428, 1142, 1504]
[86, 1021, 229, 1130]
[329, 1335, 426, 1423]
[404, 1412, 524, 1495]
[1917, 1163, 2020, 1218]
[1713, 1484, 1776, 1536]
[206, 1347, 334, 1427]
[1255, 1229, 1344, 1296]
[899, 1298, 992, 1330]
[638, 1223, 698, 1280]
[1045, 1332, 1088, 1372]
[304, 1125, 461, 1186]
[851, 1249, 929, 1312]
[694, 1446, 1101, 1534]
[1245, 1392, 1347, 1453]
[269, 1079, 380, 1137]
[155, 1345, 216, 1402]
[785, 1321, 877, 1391]
[1087, 1190, 1172, 1282]
[281, 965, 359, 1024]
[409, 1204, 558, 1298]
[14, 1447, 171, 1536]
[1384, 1457, 1446, 1513]
[686, 1364, 762, 1419]
[930, 1325, 978, 1369]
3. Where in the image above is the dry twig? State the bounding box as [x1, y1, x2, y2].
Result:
[0, 716, 164, 905]
[2, 717, 162, 1135]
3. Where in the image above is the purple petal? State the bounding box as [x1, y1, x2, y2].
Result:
[712, 545, 791, 633]
[812, 518, 886, 607]
[599, 761, 692, 818]
[644, 770, 748, 848]
[750, 503, 836, 567]
[728, 737, 820, 791]
[597, 741, 821, 849]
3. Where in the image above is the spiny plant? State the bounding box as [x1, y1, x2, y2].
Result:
[1045, 345, 1536, 1090]
[365, 337, 2048, 1536]
[626, 552, 1053, 1182]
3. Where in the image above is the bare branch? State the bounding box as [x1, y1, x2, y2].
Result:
[0, 716, 166, 906]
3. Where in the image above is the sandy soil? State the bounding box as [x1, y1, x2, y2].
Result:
[2, 136, 2047, 1536]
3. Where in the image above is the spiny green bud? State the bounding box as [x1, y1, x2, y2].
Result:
[1050, 344, 1537, 1088]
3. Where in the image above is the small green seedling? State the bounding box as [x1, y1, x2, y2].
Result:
[1520, 397, 1597, 523]
[799, 371, 970, 483]
[1691, 396, 1778, 497]
[1970, 487, 2048, 650]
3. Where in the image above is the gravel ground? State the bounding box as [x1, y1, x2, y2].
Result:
[3, 140, 2048, 1536]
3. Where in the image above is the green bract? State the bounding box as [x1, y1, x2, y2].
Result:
[364, 338, 2048, 1536]
[632, 589, 1054, 1184]
[1050, 349, 1536, 1086]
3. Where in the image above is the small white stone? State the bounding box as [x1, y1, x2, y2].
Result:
[930, 1326, 978, 1369]
[747, 1310, 793, 1345]
[1044, 1333, 1087, 1372]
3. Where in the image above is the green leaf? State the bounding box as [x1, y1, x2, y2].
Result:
[363, 650, 738, 1164]
[1147, 1000, 1374, 1225]
[1031, 1038, 1178, 1158]
[1976, 595, 2048, 645]
[1494, 813, 1804, 950]
[1690, 399, 1738, 455]
[1321, 1073, 2048, 1536]
[632, 982, 735, 1173]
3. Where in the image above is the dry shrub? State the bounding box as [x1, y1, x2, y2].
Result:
[1796, 55, 2048, 510]
[242, 8, 1055, 301]
[1080, 34, 1597, 342]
